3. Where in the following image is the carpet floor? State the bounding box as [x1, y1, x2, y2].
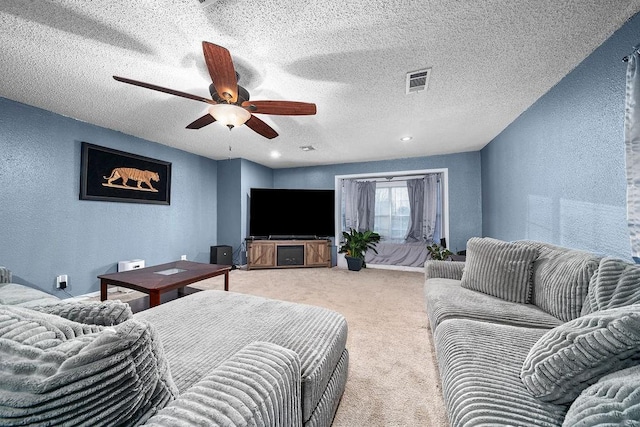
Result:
[100, 266, 449, 426]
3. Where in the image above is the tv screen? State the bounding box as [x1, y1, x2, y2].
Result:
[249, 188, 335, 238]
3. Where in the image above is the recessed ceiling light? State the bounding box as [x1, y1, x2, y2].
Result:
[270, 151, 281, 158]
[400, 136, 413, 141]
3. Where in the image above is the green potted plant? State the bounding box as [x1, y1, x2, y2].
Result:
[339, 228, 381, 271]
[426, 243, 453, 261]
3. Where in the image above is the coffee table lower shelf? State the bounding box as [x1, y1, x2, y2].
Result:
[98, 260, 230, 309]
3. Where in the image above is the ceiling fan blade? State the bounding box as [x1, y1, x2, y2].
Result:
[242, 100, 317, 116]
[202, 42, 238, 103]
[245, 115, 279, 139]
[113, 76, 215, 104]
[186, 114, 216, 129]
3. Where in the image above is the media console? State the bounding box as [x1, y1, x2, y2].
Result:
[246, 238, 332, 270]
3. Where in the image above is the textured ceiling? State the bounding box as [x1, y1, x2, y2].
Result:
[1, 1, 640, 168]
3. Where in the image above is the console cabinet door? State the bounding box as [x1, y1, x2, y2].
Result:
[247, 242, 276, 269]
[305, 240, 330, 266]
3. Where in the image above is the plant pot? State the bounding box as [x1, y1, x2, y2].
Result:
[345, 256, 364, 271]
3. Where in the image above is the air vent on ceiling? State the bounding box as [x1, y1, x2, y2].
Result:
[300, 145, 316, 152]
[406, 68, 431, 94]
[197, 0, 218, 6]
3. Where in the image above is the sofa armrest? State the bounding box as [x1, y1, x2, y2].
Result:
[425, 260, 465, 280]
[25, 300, 133, 326]
[143, 341, 303, 427]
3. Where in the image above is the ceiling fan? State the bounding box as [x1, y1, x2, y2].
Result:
[113, 41, 316, 139]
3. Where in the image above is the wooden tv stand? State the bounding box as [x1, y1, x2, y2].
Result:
[246, 239, 331, 270]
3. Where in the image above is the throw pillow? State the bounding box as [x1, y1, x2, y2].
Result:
[0, 305, 178, 426]
[562, 365, 640, 426]
[520, 304, 640, 405]
[516, 240, 600, 322]
[460, 237, 538, 303]
[581, 257, 640, 315]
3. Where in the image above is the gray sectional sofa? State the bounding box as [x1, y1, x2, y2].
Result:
[0, 267, 348, 426]
[424, 237, 640, 426]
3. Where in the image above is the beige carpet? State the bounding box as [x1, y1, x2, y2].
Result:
[100, 266, 449, 426]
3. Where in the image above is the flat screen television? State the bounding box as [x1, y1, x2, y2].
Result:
[249, 188, 335, 238]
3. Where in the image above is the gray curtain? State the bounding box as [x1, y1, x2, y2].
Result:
[423, 174, 439, 242]
[404, 174, 440, 243]
[343, 179, 358, 232]
[626, 48, 640, 262]
[433, 176, 443, 244]
[342, 179, 376, 232]
[404, 178, 424, 242]
[357, 181, 376, 231]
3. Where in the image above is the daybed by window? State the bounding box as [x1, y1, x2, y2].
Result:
[339, 170, 447, 268]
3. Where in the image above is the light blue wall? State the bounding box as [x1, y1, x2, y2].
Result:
[0, 97, 218, 297]
[241, 159, 273, 239]
[216, 158, 273, 264]
[481, 13, 640, 260]
[274, 152, 482, 254]
[217, 159, 242, 261]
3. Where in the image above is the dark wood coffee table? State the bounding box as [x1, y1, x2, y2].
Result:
[99, 261, 230, 308]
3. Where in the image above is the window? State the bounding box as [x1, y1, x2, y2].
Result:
[374, 183, 410, 241]
[336, 168, 449, 249]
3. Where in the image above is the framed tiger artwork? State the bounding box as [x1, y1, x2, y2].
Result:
[80, 142, 171, 205]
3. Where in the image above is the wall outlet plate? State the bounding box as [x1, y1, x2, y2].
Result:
[56, 275, 68, 289]
[180, 255, 187, 260]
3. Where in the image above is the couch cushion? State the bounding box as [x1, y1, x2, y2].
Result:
[516, 241, 600, 322]
[460, 237, 538, 303]
[145, 341, 303, 427]
[520, 304, 640, 405]
[433, 318, 568, 426]
[562, 365, 640, 427]
[582, 257, 640, 315]
[0, 283, 60, 306]
[134, 290, 348, 424]
[424, 278, 563, 330]
[24, 300, 133, 326]
[0, 305, 178, 426]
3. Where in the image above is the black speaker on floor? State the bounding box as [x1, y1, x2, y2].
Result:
[210, 245, 232, 265]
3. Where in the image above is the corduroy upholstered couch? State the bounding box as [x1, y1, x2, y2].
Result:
[424, 237, 640, 427]
[0, 267, 348, 426]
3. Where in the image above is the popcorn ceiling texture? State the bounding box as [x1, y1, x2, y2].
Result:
[0, 1, 639, 168]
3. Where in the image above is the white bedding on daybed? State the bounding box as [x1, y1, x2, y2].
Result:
[365, 241, 429, 268]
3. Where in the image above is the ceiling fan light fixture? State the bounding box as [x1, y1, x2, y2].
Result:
[208, 104, 251, 129]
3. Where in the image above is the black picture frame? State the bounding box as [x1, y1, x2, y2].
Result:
[80, 142, 171, 205]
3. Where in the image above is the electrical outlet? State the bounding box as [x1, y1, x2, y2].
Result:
[56, 275, 68, 289]
[180, 255, 187, 260]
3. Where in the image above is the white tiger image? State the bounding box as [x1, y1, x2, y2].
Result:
[103, 167, 160, 192]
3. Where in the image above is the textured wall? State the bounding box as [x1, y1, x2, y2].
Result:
[217, 159, 242, 263]
[273, 152, 482, 254]
[216, 159, 273, 264]
[481, 13, 640, 260]
[241, 159, 274, 239]
[0, 98, 218, 297]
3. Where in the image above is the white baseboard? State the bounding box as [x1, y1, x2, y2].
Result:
[74, 286, 129, 300]
[367, 263, 423, 273]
